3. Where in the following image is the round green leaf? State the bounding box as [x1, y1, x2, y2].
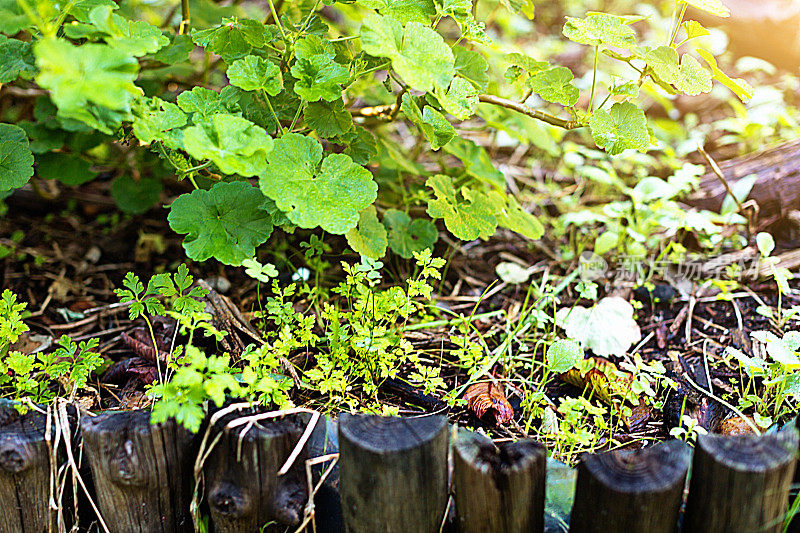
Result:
[168, 181, 274, 265]
[588, 102, 650, 155]
[383, 209, 438, 258]
[183, 115, 273, 177]
[111, 175, 163, 214]
[346, 206, 388, 259]
[0, 140, 34, 192]
[34, 38, 140, 133]
[36, 152, 98, 186]
[360, 14, 454, 92]
[547, 339, 584, 373]
[259, 133, 377, 234]
[227, 55, 282, 95]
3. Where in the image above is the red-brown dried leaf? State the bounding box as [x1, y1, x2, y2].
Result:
[718, 415, 757, 435]
[464, 382, 514, 425]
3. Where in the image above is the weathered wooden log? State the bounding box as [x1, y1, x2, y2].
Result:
[203, 409, 309, 532]
[686, 139, 800, 228]
[81, 410, 197, 532]
[453, 432, 545, 533]
[0, 402, 58, 532]
[338, 414, 448, 533]
[684, 431, 798, 533]
[569, 440, 690, 533]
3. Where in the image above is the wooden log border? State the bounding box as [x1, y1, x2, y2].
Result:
[0, 407, 797, 533]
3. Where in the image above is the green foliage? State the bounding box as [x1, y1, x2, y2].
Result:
[383, 209, 438, 258]
[0, 0, 752, 264]
[260, 133, 377, 234]
[183, 115, 273, 177]
[150, 346, 241, 432]
[0, 289, 102, 406]
[34, 38, 139, 133]
[0, 124, 34, 192]
[168, 181, 274, 265]
[304, 250, 446, 402]
[0, 289, 28, 358]
[360, 13, 454, 92]
[426, 174, 495, 240]
[346, 206, 388, 259]
[227, 55, 282, 95]
[588, 102, 650, 156]
[546, 339, 584, 374]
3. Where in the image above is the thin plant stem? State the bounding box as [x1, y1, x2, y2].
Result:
[179, 0, 190, 34]
[268, 0, 287, 41]
[477, 94, 583, 129]
[588, 45, 598, 112]
[668, 4, 688, 46]
[261, 90, 282, 136]
[290, 101, 305, 132]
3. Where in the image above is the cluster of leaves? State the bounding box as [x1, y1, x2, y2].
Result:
[0, 290, 103, 407]
[305, 249, 446, 411]
[0, 0, 749, 268]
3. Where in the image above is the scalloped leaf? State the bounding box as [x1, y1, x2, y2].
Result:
[361, 0, 435, 24]
[132, 96, 187, 148]
[563, 12, 639, 48]
[34, 38, 139, 133]
[191, 18, 272, 62]
[346, 206, 388, 259]
[526, 66, 579, 106]
[259, 133, 377, 234]
[88, 5, 169, 56]
[401, 94, 454, 150]
[383, 209, 438, 258]
[227, 55, 282, 95]
[426, 174, 496, 240]
[682, 0, 730, 17]
[0, 124, 33, 193]
[360, 13, 454, 92]
[183, 115, 273, 177]
[643, 46, 712, 96]
[0, 36, 35, 83]
[168, 181, 273, 265]
[588, 102, 650, 155]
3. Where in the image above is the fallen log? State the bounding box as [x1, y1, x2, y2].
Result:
[686, 139, 800, 229]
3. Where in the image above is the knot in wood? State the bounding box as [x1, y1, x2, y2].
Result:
[209, 481, 252, 518]
[109, 439, 145, 486]
[0, 440, 32, 473]
[272, 480, 305, 526]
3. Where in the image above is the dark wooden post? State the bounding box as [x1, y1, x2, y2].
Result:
[81, 410, 197, 532]
[569, 440, 691, 533]
[453, 431, 545, 533]
[684, 431, 798, 533]
[0, 402, 58, 532]
[203, 410, 309, 532]
[338, 414, 448, 533]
